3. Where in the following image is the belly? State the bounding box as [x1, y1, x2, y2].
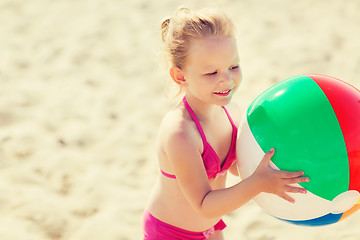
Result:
[146, 173, 227, 232]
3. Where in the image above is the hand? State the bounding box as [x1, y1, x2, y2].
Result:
[252, 148, 309, 203]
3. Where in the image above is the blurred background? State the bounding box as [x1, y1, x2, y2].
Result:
[0, 0, 359, 239]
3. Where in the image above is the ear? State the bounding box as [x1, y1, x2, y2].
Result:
[170, 67, 187, 87]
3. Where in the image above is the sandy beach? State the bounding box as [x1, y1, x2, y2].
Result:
[1, 0, 360, 239]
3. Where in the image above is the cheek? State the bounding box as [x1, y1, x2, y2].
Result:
[233, 71, 242, 85]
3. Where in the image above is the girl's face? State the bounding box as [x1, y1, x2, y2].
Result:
[182, 37, 242, 106]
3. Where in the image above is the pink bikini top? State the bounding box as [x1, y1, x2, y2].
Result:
[161, 97, 238, 180]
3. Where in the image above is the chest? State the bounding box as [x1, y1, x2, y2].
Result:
[200, 115, 234, 165]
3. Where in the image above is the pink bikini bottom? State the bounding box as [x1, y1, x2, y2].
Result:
[143, 210, 226, 239]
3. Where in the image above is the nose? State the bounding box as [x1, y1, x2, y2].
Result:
[219, 72, 232, 85]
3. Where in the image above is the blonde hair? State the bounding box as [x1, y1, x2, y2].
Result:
[161, 7, 236, 69]
[160, 7, 236, 96]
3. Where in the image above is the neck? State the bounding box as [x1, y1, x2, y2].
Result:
[184, 95, 221, 122]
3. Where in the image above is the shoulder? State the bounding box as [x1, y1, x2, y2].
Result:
[224, 101, 242, 128]
[159, 105, 202, 155]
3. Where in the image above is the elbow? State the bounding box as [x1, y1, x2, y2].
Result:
[197, 191, 221, 219]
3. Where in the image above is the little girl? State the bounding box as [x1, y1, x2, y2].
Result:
[144, 7, 309, 240]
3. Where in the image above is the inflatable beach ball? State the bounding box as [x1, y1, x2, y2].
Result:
[236, 74, 360, 226]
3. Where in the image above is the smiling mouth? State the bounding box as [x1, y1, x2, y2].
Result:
[214, 89, 231, 96]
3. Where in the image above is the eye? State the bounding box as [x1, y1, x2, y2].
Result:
[206, 71, 218, 76]
[230, 65, 239, 70]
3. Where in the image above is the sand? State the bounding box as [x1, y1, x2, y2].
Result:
[0, 0, 359, 239]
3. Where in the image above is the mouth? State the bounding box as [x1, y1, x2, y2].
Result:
[213, 89, 232, 96]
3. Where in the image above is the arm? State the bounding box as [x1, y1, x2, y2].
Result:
[201, 149, 308, 218]
[166, 130, 309, 219]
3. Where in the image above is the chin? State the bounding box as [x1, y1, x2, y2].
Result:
[214, 95, 233, 106]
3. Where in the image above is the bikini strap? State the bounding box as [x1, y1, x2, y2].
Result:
[160, 169, 176, 179]
[222, 106, 237, 130]
[182, 97, 208, 143]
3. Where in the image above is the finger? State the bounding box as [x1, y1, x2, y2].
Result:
[283, 176, 309, 185]
[260, 148, 275, 166]
[283, 185, 307, 194]
[278, 193, 295, 204]
[278, 170, 305, 179]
